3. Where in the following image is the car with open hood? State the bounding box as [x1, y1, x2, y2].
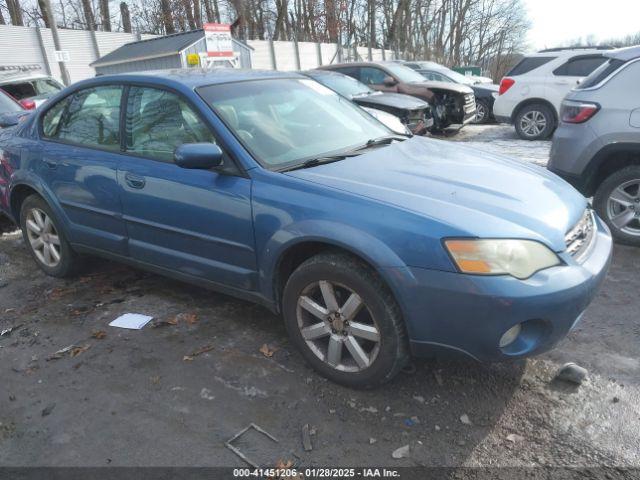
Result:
[318, 61, 476, 131]
[0, 69, 611, 388]
[400, 60, 499, 124]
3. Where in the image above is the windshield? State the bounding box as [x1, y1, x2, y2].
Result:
[0, 91, 22, 114]
[309, 73, 374, 98]
[383, 64, 428, 83]
[198, 78, 390, 170]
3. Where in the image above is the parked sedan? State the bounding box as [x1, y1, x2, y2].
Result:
[318, 61, 476, 131]
[0, 70, 611, 387]
[402, 60, 499, 124]
[302, 69, 432, 135]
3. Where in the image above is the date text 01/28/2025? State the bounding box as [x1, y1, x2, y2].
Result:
[232, 467, 401, 477]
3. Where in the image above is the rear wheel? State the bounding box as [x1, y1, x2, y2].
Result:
[282, 252, 409, 388]
[20, 195, 80, 277]
[594, 166, 640, 246]
[514, 103, 555, 140]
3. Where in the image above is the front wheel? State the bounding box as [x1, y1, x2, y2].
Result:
[514, 103, 555, 140]
[282, 252, 409, 388]
[473, 99, 490, 124]
[593, 166, 640, 246]
[20, 195, 80, 277]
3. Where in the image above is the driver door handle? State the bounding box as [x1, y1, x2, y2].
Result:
[124, 172, 146, 189]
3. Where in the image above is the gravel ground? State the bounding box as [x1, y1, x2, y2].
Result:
[0, 124, 639, 472]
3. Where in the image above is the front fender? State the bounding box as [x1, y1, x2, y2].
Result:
[257, 219, 408, 302]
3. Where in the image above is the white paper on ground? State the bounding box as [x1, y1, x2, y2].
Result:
[109, 313, 154, 330]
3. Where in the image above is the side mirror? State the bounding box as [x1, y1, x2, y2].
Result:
[174, 143, 224, 169]
[383, 76, 397, 87]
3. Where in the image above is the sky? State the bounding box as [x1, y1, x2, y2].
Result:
[524, 0, 640, 51]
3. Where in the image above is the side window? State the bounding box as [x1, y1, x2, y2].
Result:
[126, 86, 215, 162]
[42, 96, 72, 138]
[332, 66, 359, 79]
[359, 67, 387, 85]
[553, 55, 607, 77]
[507, 56, 557, 76]
[56, 85, 123, 151]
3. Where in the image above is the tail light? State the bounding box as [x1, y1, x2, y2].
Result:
[498, 77, 515, 95]
[561, 100, 600, 124]
[19, 99, 36, 110]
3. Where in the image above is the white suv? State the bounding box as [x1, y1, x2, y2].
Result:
[493, 47, 611, 140]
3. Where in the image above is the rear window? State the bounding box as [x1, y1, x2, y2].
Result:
[507, 56, 556, 76]
[577, 58, 627, 89]
[553, 55, 607, 77]
[0, 82, 36, 100]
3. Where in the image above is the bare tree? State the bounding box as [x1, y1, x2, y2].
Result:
[120, 1, 131, 31]
[99, 0, 110, 30]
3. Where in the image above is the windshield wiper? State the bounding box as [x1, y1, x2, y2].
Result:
[278, 152, 360, 172]
[354, 135, 408, 151]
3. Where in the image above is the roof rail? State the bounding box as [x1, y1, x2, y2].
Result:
[538, 46, 614, 53]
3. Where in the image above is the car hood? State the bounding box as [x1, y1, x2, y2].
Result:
[409, 80, 473, 94]
[354, 92, 428, 111]
[472, 83, 499, 93]
[285, 136, 586, 252]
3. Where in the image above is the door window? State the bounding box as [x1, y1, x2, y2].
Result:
[125, 86, 215, 162]
[553, 55, 607, 76]
[42, 96, 72, 137]
[54, 85, 123, 151]
[359, 67, 387, 85]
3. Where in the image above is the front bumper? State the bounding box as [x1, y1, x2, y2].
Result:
[385, 215, 612, 362]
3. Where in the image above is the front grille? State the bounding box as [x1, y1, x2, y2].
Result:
[463, 93, 476, 114]
[405, 108, 426, 130]
[565, 209, 596, 262]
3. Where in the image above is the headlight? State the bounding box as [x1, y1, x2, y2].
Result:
[444, 239, 561, 279]
[362, 107, 411, 135]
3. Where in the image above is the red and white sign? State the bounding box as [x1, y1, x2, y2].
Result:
[204, 23, 234, 58]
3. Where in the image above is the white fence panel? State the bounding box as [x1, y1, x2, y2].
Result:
[273, 41, 297, 71]
[57, 29, 98, 82]
[298, 42, 319, 70]
[0, 25, 48, 73]
[320, 43, 339, 65]
[247, 40, 273, 70]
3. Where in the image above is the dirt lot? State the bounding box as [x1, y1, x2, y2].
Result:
[1, 125, 639, 471]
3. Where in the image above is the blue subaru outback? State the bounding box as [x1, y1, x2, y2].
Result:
[0, 70, 612, 387]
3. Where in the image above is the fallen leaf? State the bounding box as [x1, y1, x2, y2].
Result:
[91, 330, 107, 339]
[183, 344, 214, 361]
[178, 313, 198, 325]
[70, 345, 90, 357]
[48, 288, 73, 300]
[183, 355, 194, 362]
[47, 345, 76, 361]
[150, 375, 161, 384]
[151, 319, 178, 328]
[259, 343, 278, 358]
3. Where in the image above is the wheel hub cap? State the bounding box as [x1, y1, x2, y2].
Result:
[606, 179, 640, 236]
[25, 208, 62, 268]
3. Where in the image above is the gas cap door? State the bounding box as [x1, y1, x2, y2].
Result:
[630, 108, 640, 128]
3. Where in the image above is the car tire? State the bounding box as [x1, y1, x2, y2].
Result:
[593, 166, 640, 246]
[20, 194, 80, 277]
[282, 251, 409, 388]
[514, 103, 555, 140]
[473, 99, 490, 124]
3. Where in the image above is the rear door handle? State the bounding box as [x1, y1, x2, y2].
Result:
[124, 172, 146, 189]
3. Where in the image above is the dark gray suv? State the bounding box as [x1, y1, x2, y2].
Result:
[548, 45, 640, 246]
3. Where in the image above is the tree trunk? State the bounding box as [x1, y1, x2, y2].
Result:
[120, 2, 132, 33]
[36, 0, 50, 27]
[81, 0, 96, 29]
[7, 0, 24, 26]
[324, 0, 338, 43]
[99, 0, 111, 31]
[184, 0, 197, 30]
[160, 0, 175, 34]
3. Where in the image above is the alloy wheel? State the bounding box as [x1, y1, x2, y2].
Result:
[606, 179, 640, 236]
[296, 280, 381, 372]
[474, 102, 486, 123]
[519, 110, 547, 137]
[25, 208, 62, 267]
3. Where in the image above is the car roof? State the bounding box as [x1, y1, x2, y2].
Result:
[606, 44, 640, 61]
[88, 68, 303, 90]
[525, 47, 613, 58]
[0, 73, 53, 85]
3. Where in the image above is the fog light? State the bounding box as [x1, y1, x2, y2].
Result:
[499, 323, 522, 348]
